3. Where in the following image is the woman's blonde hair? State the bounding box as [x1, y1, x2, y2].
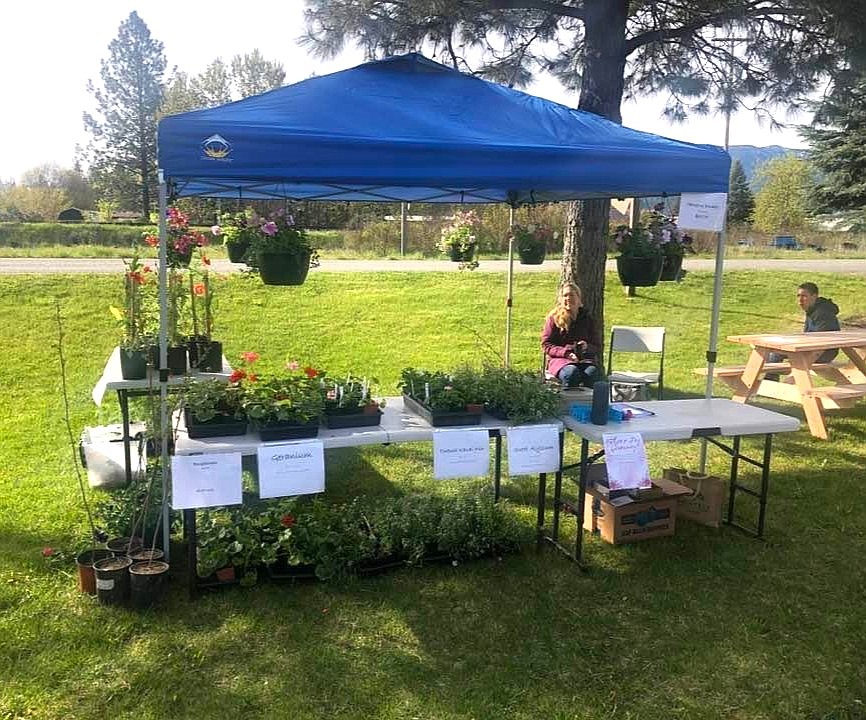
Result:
[547, 282, 581, 331]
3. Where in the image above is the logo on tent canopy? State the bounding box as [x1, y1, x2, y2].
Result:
[202, 134, 231, 161]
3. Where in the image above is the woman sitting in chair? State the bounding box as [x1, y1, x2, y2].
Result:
[541, 282, 602, 388]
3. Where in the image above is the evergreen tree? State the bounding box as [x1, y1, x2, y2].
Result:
[83, 11, 165, 217]
[302, 0, 866, 334]
[801, 72, 866, 212]
[727, 159, 754, 224]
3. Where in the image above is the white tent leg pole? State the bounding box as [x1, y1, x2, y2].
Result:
[158, 175, 171, 560]
[504, 207, 515, 367]
[699, 224, 727, 472]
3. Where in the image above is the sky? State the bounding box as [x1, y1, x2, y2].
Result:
[0, 1, 808, 183]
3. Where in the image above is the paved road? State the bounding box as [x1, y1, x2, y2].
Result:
[2, 257, 866, 274]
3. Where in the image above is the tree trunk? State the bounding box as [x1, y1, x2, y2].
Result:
[560, 0, 629, 350]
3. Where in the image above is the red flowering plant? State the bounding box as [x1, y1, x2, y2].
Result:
[142, 206, 209, 268]
[189, 253, 216, 341]
[181, 350, 259, 423]
[110, 252, 154, 350]
[241, 356, 325, 426]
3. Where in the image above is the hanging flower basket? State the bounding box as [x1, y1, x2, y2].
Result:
[448, 246, 476, 263]
[518, 246, 546, 265]
[659, 254, 684, 281]
[615, 255, 663, 287]
[257, 250, 312, 286]
[226, 240, 250, 264]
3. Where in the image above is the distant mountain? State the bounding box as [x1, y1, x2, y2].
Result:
[728, 145, 808, 186]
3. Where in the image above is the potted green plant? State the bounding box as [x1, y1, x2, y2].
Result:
[248, 210, 320, 286]
[320, 372, 384, 428]
[512, 223, 554, 265]
[111, 253, 153, 379]
[480, 365, 560, 423]
[217, 211, 256, 263]
[611, 222, 663, 287]
[398, 367, 483, 426]
[437, 209, 480, 270]
[186, 253, 223, 372]
[641, 209, 693, 281]
[242, 358, 325, 440]
[181, 376, 247, 438]
[196, 506, 264, 587]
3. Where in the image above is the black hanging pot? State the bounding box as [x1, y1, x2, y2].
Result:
[448, 246, 476, 263]
[257, 250, 312, 286]
[226, 241, 250, 263]
[659, 254, 684, 281]
[518, 246, 546, 265]
[616, 255, 663, 287]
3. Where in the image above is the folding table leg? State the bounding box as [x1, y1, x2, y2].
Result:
[117, 389, 133, 486]
[573, 438, 590, 565]
[493, 434, 502, 502]
[756, 433, 772, 538]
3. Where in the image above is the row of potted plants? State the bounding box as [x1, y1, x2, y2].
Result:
[196, 488, 531, 586]
[182, 354, 384, 440]
[398, 364, 560, 427]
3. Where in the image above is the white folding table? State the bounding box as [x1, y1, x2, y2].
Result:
[542, 398, 800, 566]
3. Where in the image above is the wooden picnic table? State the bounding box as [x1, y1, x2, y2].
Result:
[725, 331, 866, 439]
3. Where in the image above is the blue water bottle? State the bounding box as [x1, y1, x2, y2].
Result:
[591, 381, 609, 425]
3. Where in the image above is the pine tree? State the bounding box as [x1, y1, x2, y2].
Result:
[727, 159, 755, 224]
[83, 11, 165, 217]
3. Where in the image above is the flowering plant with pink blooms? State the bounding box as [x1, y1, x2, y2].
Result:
[241, 356, 325, 425]
[247, 209, 319, 264]
[143, 206, 209, 267]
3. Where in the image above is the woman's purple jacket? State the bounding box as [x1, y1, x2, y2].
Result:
[541, 309, 602, 377]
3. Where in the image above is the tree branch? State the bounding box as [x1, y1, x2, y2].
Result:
[489, 0, 583, 21]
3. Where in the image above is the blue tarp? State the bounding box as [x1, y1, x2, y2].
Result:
[158, 53, 730, 204]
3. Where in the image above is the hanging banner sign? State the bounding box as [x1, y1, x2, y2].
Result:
[433, 429, 490, 479]
[258, 440, 325, 498]
[602, 432, 651, 491]
[171, 452, 243, 509]
[678, 193, 728, 232]
[507, 424, 561, 476]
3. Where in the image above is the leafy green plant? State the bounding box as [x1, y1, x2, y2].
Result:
[181, 377, 246, 422]
[109, 252, 154, 351]
[243, 360, 325, 425]
[511, 223, 555, 254]
[320, 372, 382, 412]
[398, 367, 472, 411]
[480, 365, 560, 423]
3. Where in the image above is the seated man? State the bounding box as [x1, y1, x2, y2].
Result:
[766, 281, 840, 379]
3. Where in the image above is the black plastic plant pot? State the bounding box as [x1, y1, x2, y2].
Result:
[184, 409, 248, 439]
[257, 250, 312, 286]
[659, 254, 683, 281]
[448, 246, 476, 262]
[518, 247, 546, 265]
[257, 419, 320, 441]
[402, 394, 483, 427]
[167, 346, 187, 375]
[323, 408, 383, 429]
[129, 560, 170, 609]
[119, 348, 147, 380]
[93, 556, 133, 606]
[188, 338, 223, 373]
[226, 241, 250, 263]
[128, 548, 165, 563]
[76, 548, 114, 595]
[615, 255, 663, 287]
[106, 536, 143, 557]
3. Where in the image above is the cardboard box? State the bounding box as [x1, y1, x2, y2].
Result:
[662, 467, 726, 528]
[583, 476, 691, 544]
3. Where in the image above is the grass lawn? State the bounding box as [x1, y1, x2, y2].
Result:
[1, 270, 864, 720]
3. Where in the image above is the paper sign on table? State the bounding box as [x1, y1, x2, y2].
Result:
[171, 453, 243, 509]
[433, 429, 489, 479]
[506, 424, 561, 476]
[678, 193, 728, 232]
[258, 440, 325, 498]
[602, 432, 651, 491]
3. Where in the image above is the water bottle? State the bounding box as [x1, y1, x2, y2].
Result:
[591, 380, 609, 425]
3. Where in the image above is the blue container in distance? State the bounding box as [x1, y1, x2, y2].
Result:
[591, 382, 610, 425]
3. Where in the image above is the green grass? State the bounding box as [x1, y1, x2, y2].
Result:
[1, 271, 865, 719]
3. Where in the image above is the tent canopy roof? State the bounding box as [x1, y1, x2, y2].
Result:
[158, 53, 730, 204]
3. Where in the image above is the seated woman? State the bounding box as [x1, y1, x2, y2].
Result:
[541, 282, 602, 388]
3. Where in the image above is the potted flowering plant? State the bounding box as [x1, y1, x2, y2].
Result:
[242, 356, 325, 440]
[110, 253, 153, 379]
[320, 373, 384, 428]
[643, 209, 694, 281]
[186, 254, 223, 372]
[611, 222, 664, 287]
[142, 206, 209, 268]
[181, 375, 248, 439]
[247, 210, 320, 285]
[398, 367, 483, 426]
[512, 223, 554, 265]
[217, 211, 256, 264]
[437, 209, 480, 270]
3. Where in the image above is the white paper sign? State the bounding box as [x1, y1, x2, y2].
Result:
[258, 440, 325, 498]
[433, 429, 490, 479]
[602, 432, 651, 491]
[678, 192, 728, 231]
[506, 424, 561, 476]
[171, 453, 243, 509]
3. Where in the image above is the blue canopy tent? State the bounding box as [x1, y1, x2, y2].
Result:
[153, 55, 732, 551]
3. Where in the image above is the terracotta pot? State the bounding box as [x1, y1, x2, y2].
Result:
[75, 548, 113, 595]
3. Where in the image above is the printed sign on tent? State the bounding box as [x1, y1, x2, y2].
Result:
[602, 432, 651, 491]
[506, 424, 561, 476]
[171, 453, 243, 509]
[258, 440, 325, 498]
[678, 192, 728, 232]
[432, 429, 489, 479]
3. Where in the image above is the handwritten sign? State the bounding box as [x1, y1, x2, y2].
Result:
[433, 429, 490, 479]
[507, 424, 561, 476]
[678, 192, 728, 232]
[602, 432, 651, 491]
[171, 453, 242, 509]
[258, 440, 325, 498]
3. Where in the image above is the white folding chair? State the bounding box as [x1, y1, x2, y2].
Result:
[606, 326, 666, 401]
